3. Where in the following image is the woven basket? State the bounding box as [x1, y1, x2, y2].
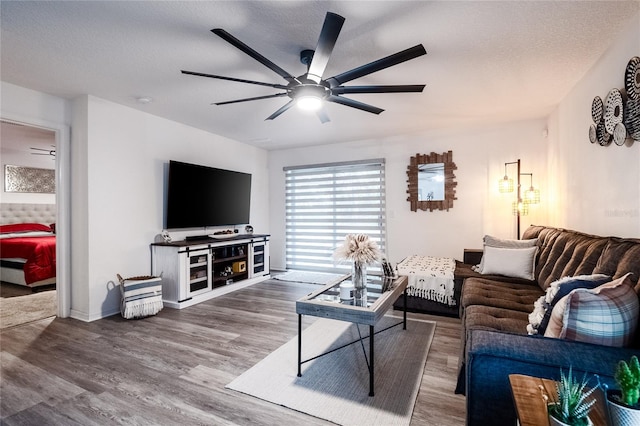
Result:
[116, 274, 163, 319]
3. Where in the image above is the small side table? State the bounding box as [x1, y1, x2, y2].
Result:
[463, 248, 483, 266]
[509, 374, 608, 426]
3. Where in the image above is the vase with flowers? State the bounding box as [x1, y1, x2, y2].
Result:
[334, 234, 381, 304]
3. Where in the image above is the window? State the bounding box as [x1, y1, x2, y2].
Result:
[284, 159, 386, 274]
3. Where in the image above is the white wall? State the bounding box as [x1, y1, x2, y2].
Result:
[268, 10, 640, 270]
[546, 12, 640, 238]
[268, 118, 549, 270]
[70, 96, 269, 320]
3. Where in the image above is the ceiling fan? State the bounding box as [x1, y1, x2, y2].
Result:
[31, 146, 56, 158]
[182, 12, 427, 123]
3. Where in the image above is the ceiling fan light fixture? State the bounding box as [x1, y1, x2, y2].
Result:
[292, 84, 326, 111]
[296, 95, 323, 111]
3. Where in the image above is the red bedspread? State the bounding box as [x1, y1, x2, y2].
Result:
[0, 236, 56, 284]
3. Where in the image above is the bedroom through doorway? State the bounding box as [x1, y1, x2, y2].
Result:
[0, 120, 58, 328]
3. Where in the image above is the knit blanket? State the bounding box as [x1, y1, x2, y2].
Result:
[396, 255, 456, 306]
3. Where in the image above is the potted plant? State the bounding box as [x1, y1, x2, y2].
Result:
[546, 367, 596, 426]
[607, 355, 640, 426]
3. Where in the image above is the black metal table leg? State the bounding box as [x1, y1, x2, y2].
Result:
[297, 314, 302, 377]
[403, 290, 407, 330]
[369, 324, 375, 397]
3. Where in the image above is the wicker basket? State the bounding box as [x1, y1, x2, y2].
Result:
[116, 274, 163, 319]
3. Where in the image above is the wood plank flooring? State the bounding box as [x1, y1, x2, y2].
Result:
[0, 279, 466, 425]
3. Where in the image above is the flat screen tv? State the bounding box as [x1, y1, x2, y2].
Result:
[165, 160, 251, 229]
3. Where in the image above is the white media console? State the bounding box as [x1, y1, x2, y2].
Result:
[151, 234, 270, 309]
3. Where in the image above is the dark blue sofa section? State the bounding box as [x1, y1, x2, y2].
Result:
[467, 330, 640, 425]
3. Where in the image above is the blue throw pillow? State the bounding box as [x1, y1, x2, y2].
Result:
[536, 274, 611, 335]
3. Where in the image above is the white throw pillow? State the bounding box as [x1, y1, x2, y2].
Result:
[474, 235, 538, 273]
[480, 245, 537, 280]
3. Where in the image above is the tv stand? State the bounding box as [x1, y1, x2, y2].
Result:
[185, 234, 210, 241]
[151, 234, 270, 309]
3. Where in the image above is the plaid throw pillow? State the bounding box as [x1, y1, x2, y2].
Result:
[544, 273, 639, 347]
[527, 274, 611, 335]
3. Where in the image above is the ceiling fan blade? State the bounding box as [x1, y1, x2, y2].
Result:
[212, 29, 298, 84]
[181, 70, 288, 89]
[306, 12, 345, 83]
[266, 100, 295, 120]
[332, 84, 425, 94]
[30, 147, 55, 156]
[326, 45, 426, 86]
[316, 107, 331, 124]
[327, 95, 384, 114]
[214, 93, 288, 106]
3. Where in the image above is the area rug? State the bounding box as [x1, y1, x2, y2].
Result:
[0, 290, 57, 329]
[273, 270, 349, 285]
[226, 315, 435, 426]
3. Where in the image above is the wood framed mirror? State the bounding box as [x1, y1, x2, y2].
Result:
[406, 151, 457, 211]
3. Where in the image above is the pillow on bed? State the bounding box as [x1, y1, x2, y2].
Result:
[0, 223, 52, 234]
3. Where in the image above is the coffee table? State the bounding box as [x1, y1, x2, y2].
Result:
[295, 274, 408, 396]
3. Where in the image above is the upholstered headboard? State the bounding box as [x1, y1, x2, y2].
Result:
[0, 203, 56, 225]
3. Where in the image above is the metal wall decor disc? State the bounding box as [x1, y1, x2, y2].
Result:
[591, 96, 603, 123]
[589, 124, 597, 143]
[613, 122, 626, 146]
[624, 97, 640, 141]
[596, 120, 611, 146]
[604, 88, 623, 134]
[625, 56, 640, 100]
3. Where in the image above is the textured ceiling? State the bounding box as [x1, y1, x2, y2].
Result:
[1, 1, 638, 150]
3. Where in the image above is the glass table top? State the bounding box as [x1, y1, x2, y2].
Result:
[309, 275, 400, 308]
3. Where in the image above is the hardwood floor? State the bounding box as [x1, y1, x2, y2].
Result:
[0, 279, 466, 425]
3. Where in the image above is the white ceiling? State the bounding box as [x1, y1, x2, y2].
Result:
[1, 1, 638, 150]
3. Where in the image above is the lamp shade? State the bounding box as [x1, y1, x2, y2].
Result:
[524, 186, 540, 204]
[499, 176, 514, 193]
[512, 200, 529, 216]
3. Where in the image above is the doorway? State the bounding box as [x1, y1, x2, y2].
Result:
[0, 116, 70, 320]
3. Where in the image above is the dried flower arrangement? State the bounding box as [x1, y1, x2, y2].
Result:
[333, 234, 382, 265]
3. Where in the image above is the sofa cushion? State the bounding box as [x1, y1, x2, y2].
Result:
[465, 305, 530, 334]
[474, 235, 538, 272]
[527, 274, 611, 335]
[462, 278, 543, 313]
[593, 237, 640, 286]
[534, 229, 609, 291]
[544, 273, 639, 347]
[480, 246, 537, 280]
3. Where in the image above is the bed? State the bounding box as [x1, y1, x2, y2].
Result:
[0, 203, 56, 287]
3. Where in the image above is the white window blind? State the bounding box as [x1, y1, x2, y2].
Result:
[284, 159, 386, 274]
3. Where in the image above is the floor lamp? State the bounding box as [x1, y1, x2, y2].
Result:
[498, 159, 539, 239]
